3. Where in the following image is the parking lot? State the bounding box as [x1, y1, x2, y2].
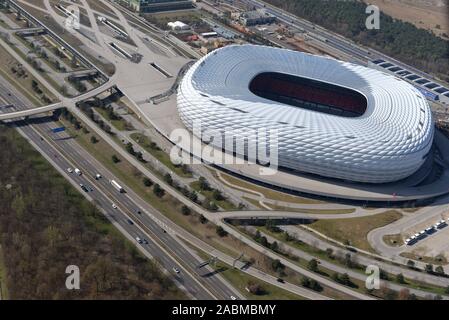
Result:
[404, 217, 449, 260]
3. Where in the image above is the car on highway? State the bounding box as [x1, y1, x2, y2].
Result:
[79, 184, 89, 193]
[135, 237, 143, 244]
[230, 296, 237, 300]
[95, 173, 102, 180]
[137, 210, 142, 215]
[74, 168, 82, 176]
[127, 219, 134, 225]
[277, 278, 285, 283]
[173, 267, 180, 274]
[143, 238, 149, 244]
[67, 168, 73, 173]
[112, 203, 118, 209]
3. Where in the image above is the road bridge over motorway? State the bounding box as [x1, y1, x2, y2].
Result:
[0, 102, 62, 120]
[0, 82, 117, 121]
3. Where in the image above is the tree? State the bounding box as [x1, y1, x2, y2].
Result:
[153, 184, 165, 198]
[307, 259, 319, 272]
[181, 205, 190, 216]
[344, 253, 354, 268]
[435, 266, 445, 276]
[396, 273, 405, 284]
[215, 226, 228, 237]
[259, 236, 268, 247]
[265, 219, 280, 233]
[198, 176, 210, 191]
[271, 259, 285, 273]
[379, 268, 389, 280]
[270, 241, 279, 252]
[425, 264, 434, 274]
[135, 151, 144, 162]
[188, 191, 198, 203]
[164, 173, 173, 185]
[125, 142, 135, 156]
[60, 84, 68, 96]
[143, 177, 153, 187]
[90, 136, 98, 144]
[199, 214, 208, 224]
[300, 276, 311, 288]
[111, 154, 120, 163]
[246, 282, 265, 295]
[339, 273, 351, 286]
[407, 260, 415, 269]
[212, 189, 224, 201]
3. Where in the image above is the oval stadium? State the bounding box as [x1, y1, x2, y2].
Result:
[177, 45, 434, 184]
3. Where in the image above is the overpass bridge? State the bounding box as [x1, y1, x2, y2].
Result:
[0, 81, 117, 121]
[68, 69, 99, 81]
[15, 27, 47, 37]
[0, 102, 63, 120]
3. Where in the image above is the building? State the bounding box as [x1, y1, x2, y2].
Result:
[167, 21, 190, 31]
[239, 10, 276, 26]
[177, 45, 434, 184]
[117, 0, 193, 13]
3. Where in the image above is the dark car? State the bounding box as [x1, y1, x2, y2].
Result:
[277, 278, 285, 283]
[80, 184, 89, 193]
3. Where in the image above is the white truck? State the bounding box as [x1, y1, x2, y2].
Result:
[110, 179, 124, 193]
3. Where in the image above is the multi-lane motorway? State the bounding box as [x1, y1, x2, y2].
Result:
[0, 80, 243, 301]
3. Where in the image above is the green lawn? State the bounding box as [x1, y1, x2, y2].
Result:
[130, 132, 192, 178]
[94, 107, 128, 131]
[309, 210, 403, 252]
[0, 245, 8, 300]
[193, 250, 305, 300]
[190, 181, 237, 211]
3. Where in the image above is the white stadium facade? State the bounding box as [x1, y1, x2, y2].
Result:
[177, 45, 434, 184]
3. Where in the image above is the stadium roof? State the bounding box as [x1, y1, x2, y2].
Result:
[178, 45, 434, 183]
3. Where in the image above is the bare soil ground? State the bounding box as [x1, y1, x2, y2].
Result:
[364, 0, 449, 38]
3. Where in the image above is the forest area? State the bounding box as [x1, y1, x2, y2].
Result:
[265, 0, 449, 81]
[0, 125, 185, 299]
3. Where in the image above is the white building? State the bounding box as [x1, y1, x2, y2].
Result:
[177, 45, 434, 183]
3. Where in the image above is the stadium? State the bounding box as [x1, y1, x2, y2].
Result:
[177, 45, 434, 184]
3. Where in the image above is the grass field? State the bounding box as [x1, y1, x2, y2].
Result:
[309, 210, 403, 252]
[0, 245, 8, 300]
[130, 132, 192, 178]
[94, 107, 130, 132]
[190, 180, 237, 211]
[0, 42, 57, 105]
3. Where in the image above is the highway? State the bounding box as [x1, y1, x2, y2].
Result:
[0, 80, 242, 301]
